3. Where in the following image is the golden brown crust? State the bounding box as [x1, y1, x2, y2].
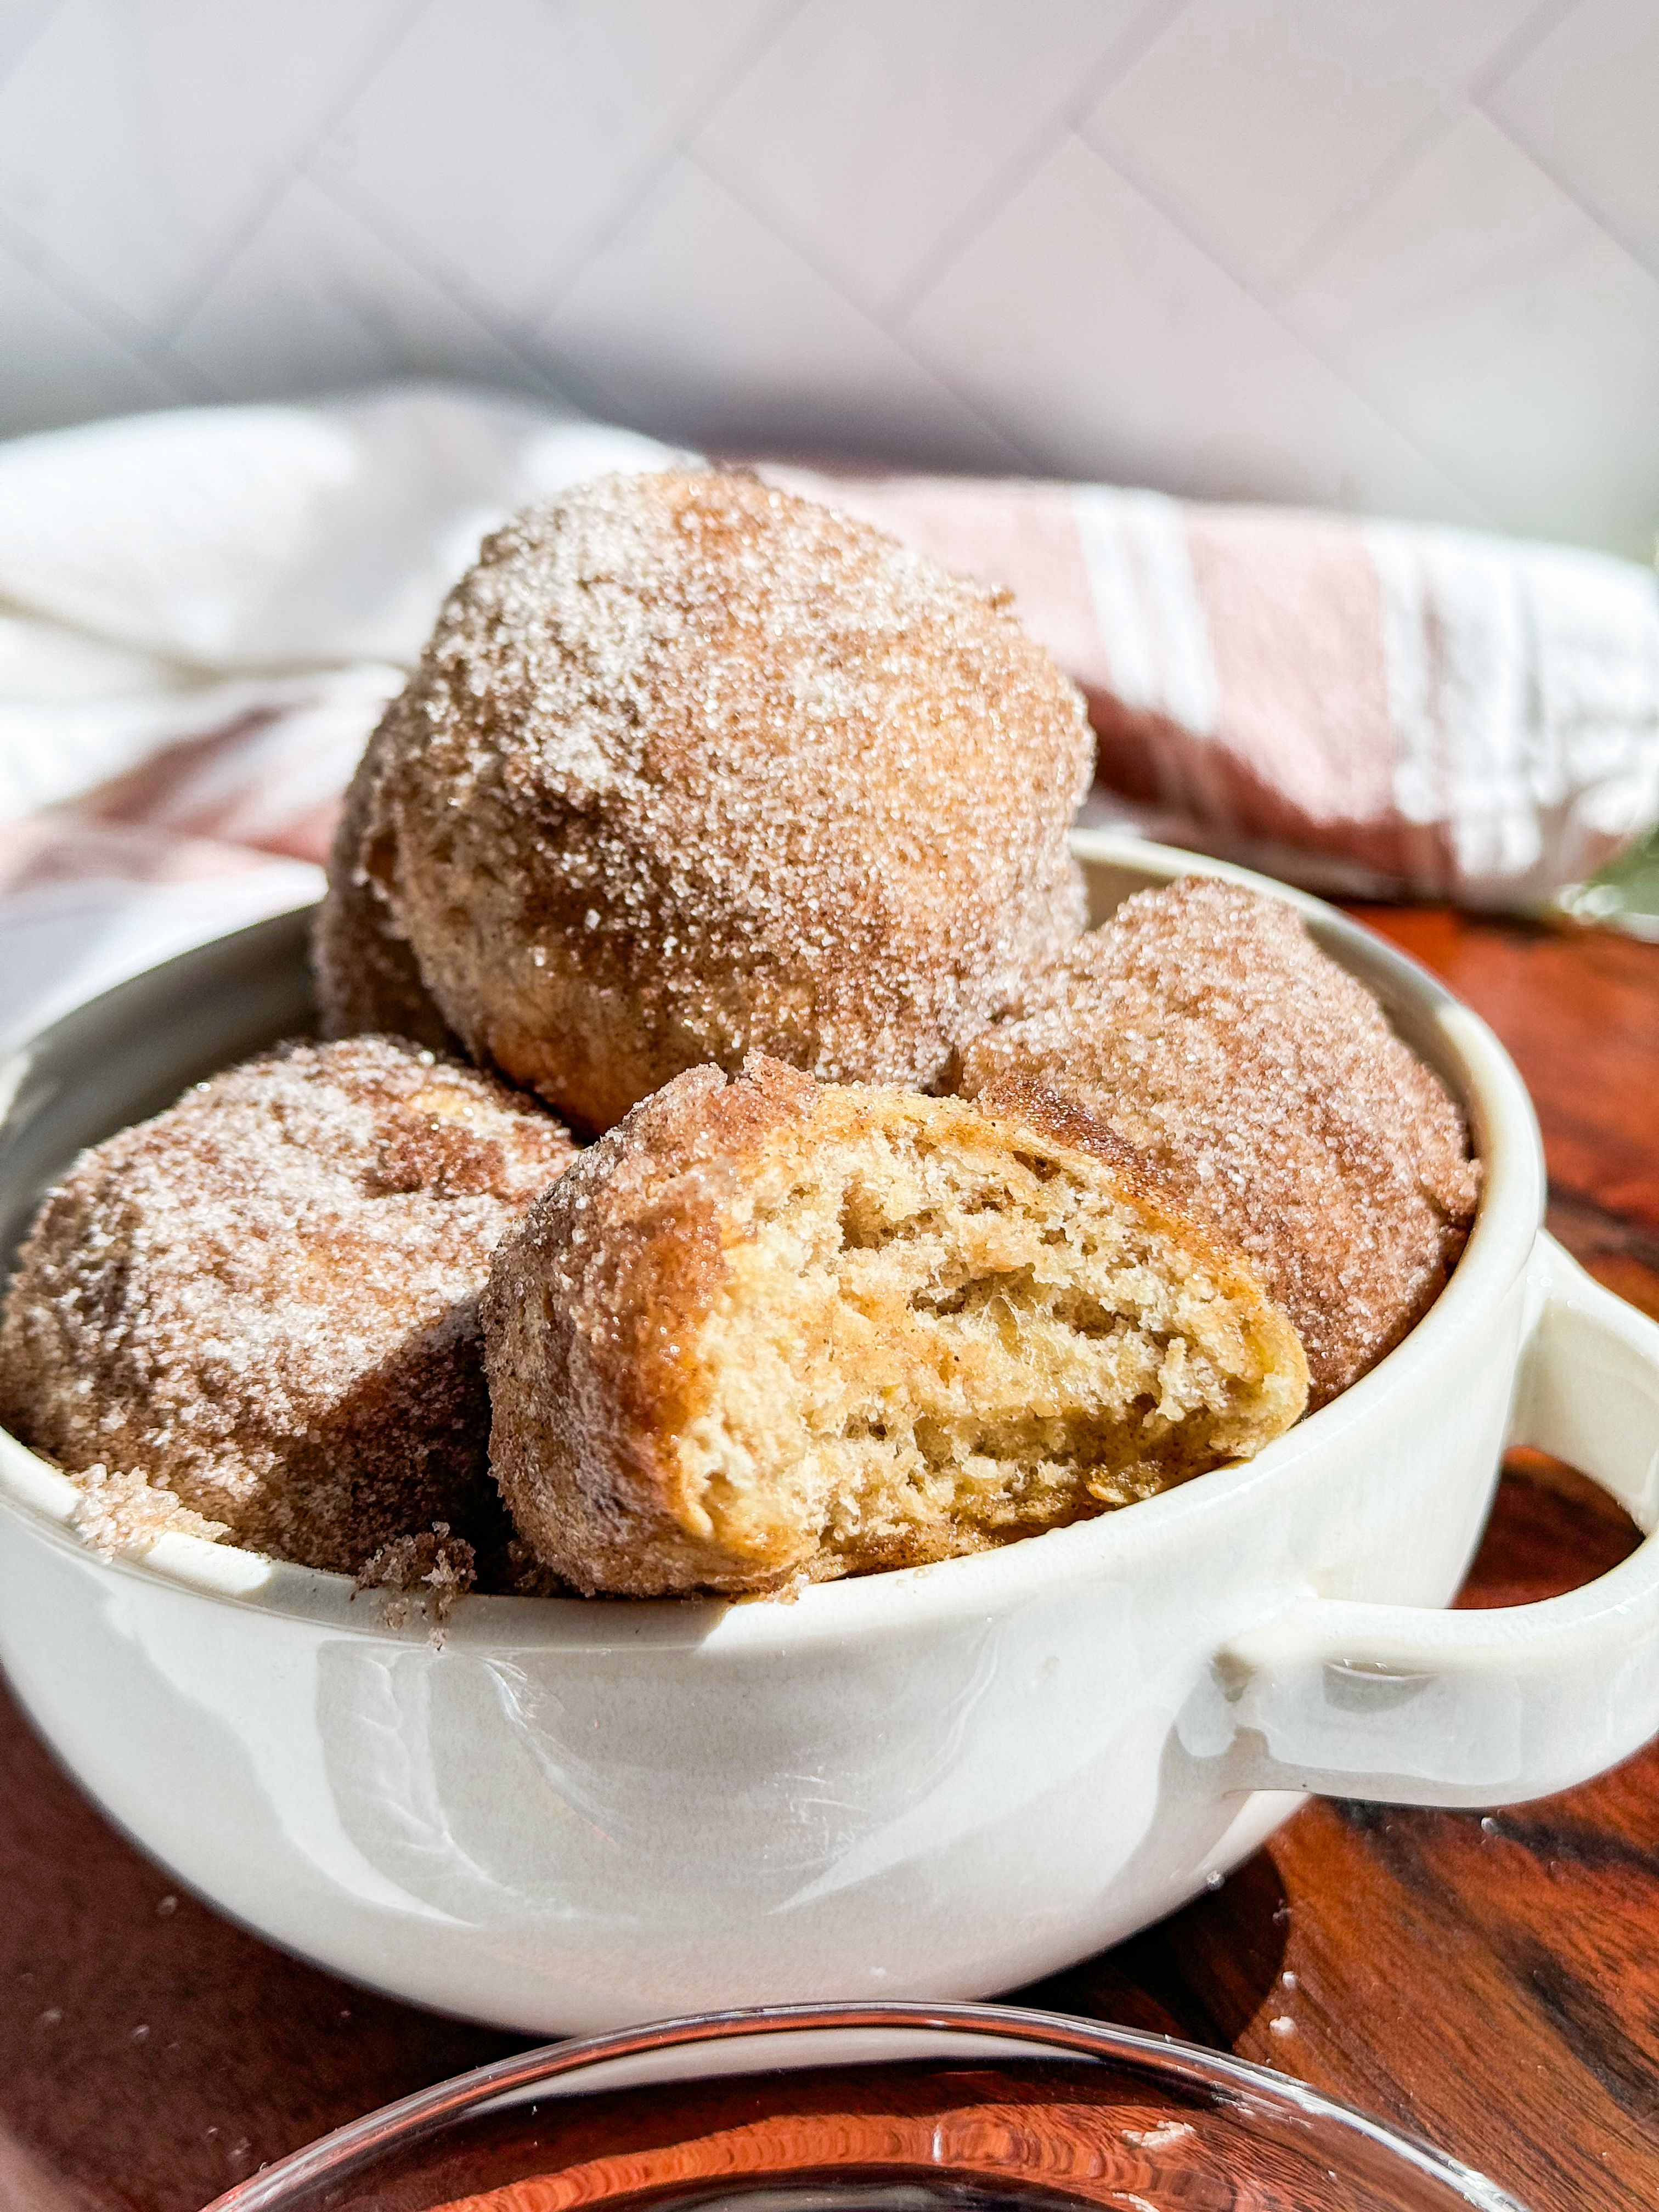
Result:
[0, 1036, 577, 1572]
[348, 470, 1094, 1133]
[969, 1072, 1288, 1300]
[970, 1072, 1190, 1211]
[483, 1059, 814, 1594]
[484, 1056, 1308, 1598]
[955, 877, 1481, 1403]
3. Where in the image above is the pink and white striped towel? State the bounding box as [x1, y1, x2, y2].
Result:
[0, 386, 1654, 1040]
[759, 465, 1659, 907]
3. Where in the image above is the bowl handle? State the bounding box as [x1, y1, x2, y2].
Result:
[1198, 1233, 1659, 1808]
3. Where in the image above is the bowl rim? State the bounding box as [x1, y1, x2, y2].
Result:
[202, 1996, 1527, 2212]
[0, 831, 1545, 1647]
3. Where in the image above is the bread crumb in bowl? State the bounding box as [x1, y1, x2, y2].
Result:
[67, 1463, 229, 1559]
[356, 1521, 477, 1633]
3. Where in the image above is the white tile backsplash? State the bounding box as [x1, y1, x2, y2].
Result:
[0, 0, 1655, 555]
[0, 233, 186, 433]
[1291, 110, 1659, 554]
[170, 174, 568, 406]
[0, 0, 417, 334]
[332, 0, 794, 317]
[1084, 0, 1543, 286]
[544, 156, 1026, 467]
[904, 134, 1494, 524]
[1484, 0, 1659, 276]
[693, 0, 1149, 313]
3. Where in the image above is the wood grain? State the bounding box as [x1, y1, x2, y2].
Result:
[1352, 907, 1659, 1238]
[0, 903, 1654, 2211]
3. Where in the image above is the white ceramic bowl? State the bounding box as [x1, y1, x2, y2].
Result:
[2, 831, 1657, 2038]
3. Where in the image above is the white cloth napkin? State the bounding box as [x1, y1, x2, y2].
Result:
[0, 386, 680, 1037]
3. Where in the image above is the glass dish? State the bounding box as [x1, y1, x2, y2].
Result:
[206, 2001, 1525, 2212]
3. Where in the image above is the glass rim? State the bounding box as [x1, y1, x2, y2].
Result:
[205, 1997, 1526, 2212]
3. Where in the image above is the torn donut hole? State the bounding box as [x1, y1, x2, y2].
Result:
[483, 1056, 1309, 1599]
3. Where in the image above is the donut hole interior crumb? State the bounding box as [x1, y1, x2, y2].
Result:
[685, 1120, 1304, 1578]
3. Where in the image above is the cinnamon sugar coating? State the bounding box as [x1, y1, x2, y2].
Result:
[314, 712, 455, 1051]
[0, 1037, 576, 1572]
[484, 1055, 1307, 1598]
[955, 878, 1480, 1404]
[330, 470, 1093, 1134]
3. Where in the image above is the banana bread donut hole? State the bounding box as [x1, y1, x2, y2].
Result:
[329, 470, 1094, 1135]
[0, 1036, 577, 1572]
[483, 1054, 1308, 1598]
[954, 877, 1480, 1406]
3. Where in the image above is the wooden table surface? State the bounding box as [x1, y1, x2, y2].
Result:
[2, 904, 1655, 2212]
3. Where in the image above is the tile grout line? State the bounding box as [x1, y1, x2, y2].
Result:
[299, 163, 595, 413]
[149, 0, 435, 356]
[678, 143, 1042, 475]
[305, 146, 816, 444]
[1052, 128, 1501, 527]
[1278, 0, 1659, 351]
[0, 202, 216, 407]
[1470, 98, 1659, 292]
[495, 334, 698, 454]
[1463, 0, 1588, 101]
[1289, 0, 1611, 300]
[524, 128, 726, 319]
[528, 0, 815, 328]
[875, 0, 1194, 330]
[1264, 100, 1467, 298]
[1085, 0, 1589, 304]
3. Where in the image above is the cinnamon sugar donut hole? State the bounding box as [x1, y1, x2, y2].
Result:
[327, 470, 1093, 1134]
[314, 712, 455, 1052]
[484, 1055, 1307, 1599]
[0, 1037, 576, 1573]
[955, 877, 1480, 1406]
